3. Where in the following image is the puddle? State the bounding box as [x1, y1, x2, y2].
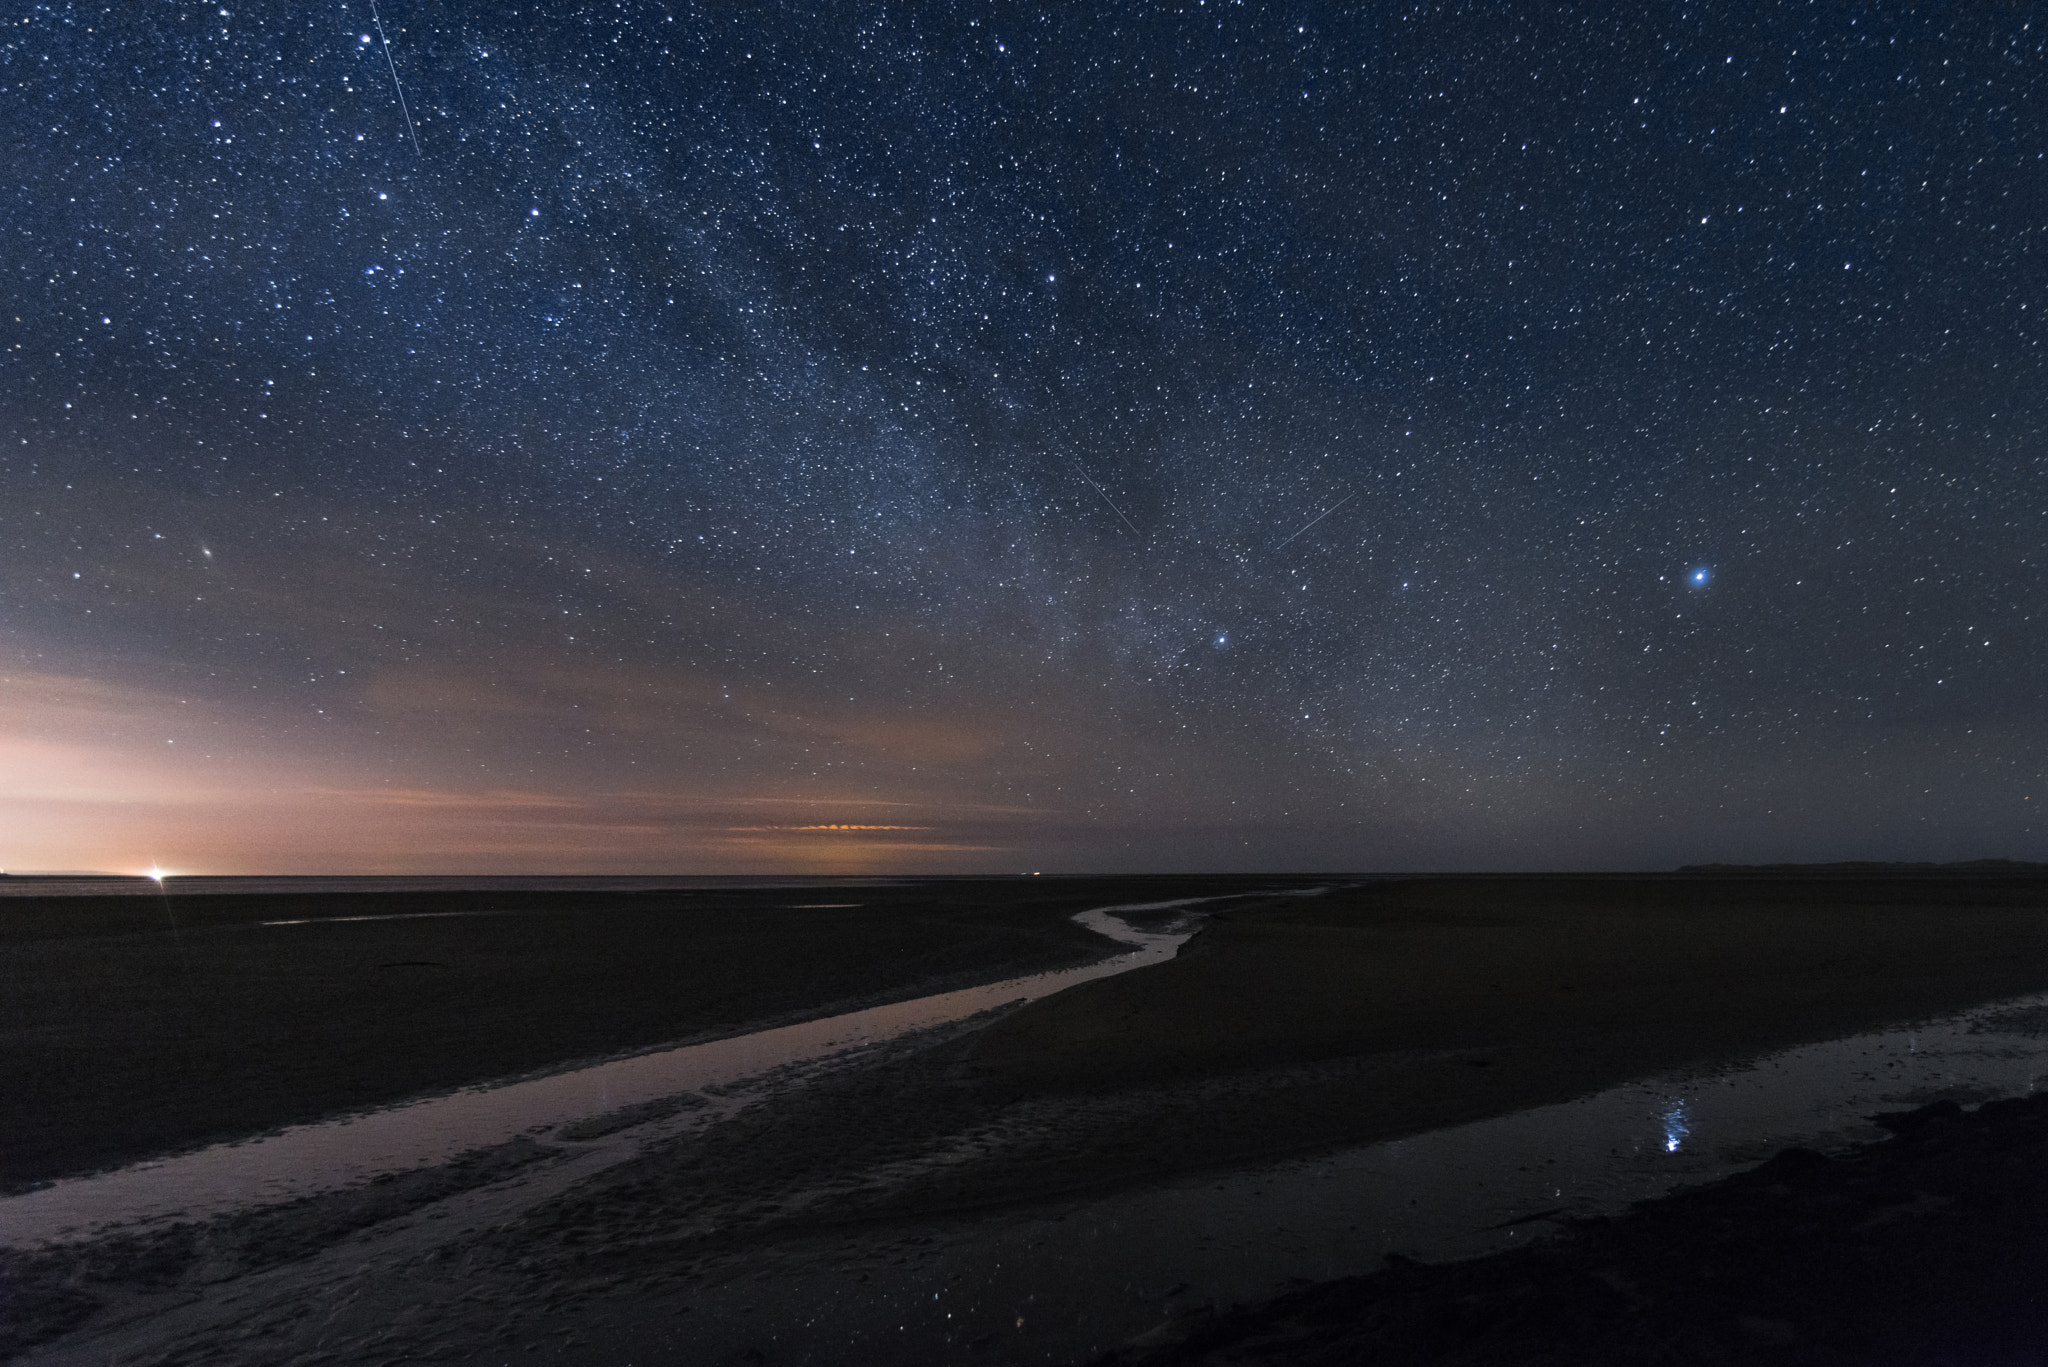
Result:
[0, 898, 1225, 1247]
[637, 990, 2048, 1366]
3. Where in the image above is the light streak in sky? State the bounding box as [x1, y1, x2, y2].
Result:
[1273, 491, 1356, 552]
[368, 0, 422, 159]
[1073, 462, 1143, 538]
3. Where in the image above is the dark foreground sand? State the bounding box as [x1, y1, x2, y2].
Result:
[1094, 1094, 2048, 1366]
[8, 873, 2048, 1365]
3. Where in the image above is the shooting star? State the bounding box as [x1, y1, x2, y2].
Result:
[1074, 462, 1143, 538]
[369, 0, 422, 158]
[1273, 490, 1356, 552]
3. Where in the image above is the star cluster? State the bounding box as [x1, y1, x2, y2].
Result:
[3, 1, 2043, 871]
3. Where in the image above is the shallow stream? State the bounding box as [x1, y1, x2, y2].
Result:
[0, 898, 1212, 1246]
[14, 898, 2048, 1367]
[631, 991, 2048, 1365]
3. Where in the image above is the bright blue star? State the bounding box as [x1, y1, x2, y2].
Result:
[1689, 567, 1711, 586]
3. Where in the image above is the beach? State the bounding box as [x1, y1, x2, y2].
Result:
[1096, 1092, 2048, 1366]
[0, 875, 1299, 1192]
[6, 872, 2048, 1365]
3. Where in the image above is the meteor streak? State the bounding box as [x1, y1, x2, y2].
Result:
[1074, 462, 1142, 538]
[1273, 490, 1356, 552]
[369, 0, 422, 158]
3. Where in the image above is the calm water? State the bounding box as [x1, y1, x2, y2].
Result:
[637, 992, 2048, 1365]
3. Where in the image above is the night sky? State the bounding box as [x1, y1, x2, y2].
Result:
[4, 2, 2044, 874]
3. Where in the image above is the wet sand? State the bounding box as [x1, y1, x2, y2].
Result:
[0, 903, 1204, 1245]
[8, 873, 2048, 1365]
[955, 874, 2048, 1182]
[1096, 1091, 2048, 1366]
[0, 875, 1300, 1190]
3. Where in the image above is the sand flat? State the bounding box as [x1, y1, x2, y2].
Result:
[11, 873, 2048, 1366]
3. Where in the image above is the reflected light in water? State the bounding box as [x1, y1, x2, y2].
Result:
[1662, 1098, 1691, 1153]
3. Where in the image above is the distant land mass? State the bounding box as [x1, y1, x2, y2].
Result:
[1677, 859, 2048, 875]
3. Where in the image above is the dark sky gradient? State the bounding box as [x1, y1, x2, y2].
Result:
[4, 2, 2044, 873]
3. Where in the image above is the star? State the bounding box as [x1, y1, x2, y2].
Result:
[4, 3, 2037, 873]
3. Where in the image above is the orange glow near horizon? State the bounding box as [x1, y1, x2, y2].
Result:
[0, 666, 1027, 875]
[726, 824, 936, 832]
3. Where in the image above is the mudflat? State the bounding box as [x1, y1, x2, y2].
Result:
[1096, 1094, 2048, 1366]
[11, 872, 2048, 1367]
[0, 875, 1296, 1191]
[948, 873, 2048, 1188]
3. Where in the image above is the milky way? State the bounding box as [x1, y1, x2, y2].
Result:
[4, 3, 2044, 872]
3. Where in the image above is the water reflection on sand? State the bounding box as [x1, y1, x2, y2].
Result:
[0, 898, 1216, 1247]
[13, 893, 2048, 1366]
[657, 990, 2048, 1366]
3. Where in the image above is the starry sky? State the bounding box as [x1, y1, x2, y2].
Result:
[4, 1, 2044, 874]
